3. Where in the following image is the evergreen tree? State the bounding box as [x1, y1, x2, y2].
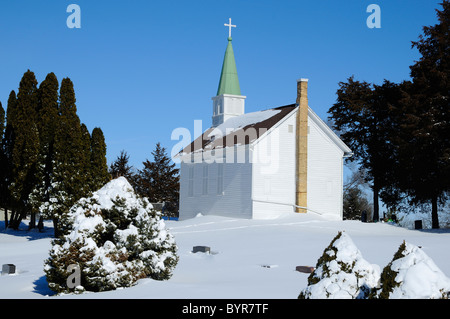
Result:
[0, 101, 5, 218]
[79, 123, 92, 194]
[371, 241, 450, 299]
[29, 73, 59, 227]
[0, 101, 4, 139]
[328, 78, 399, 221]
[343, 186, 372, 221]
[109, 150, 135, 182]
[42, 77, 84, 236]
[90, 127, 110, 190]
[1, 91, 18, 228]
[392, 1, 450, 229]
[9, 70, 40, 229]
[45, 177, 178, 294]
[298, 232, 380, 299]
[136, 143, 179, 215]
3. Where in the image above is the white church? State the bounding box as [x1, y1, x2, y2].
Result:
[175, 19, 352, 220]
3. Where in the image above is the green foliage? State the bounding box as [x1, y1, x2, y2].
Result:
[29, 73, 60, 215]
[299, 231, 379, 299]
[0, 102, 6, 211]
[0, 91, 18, 215]
[109, 150, 135, 182]
[368, 241, 419, 299]
[0, 101, 4, 139]
[90, 127, 110, 190]
[9, 70, 40, 228]
[343, 186, 372, 220]
[392, 1, 450, 229]
[136, 143, 179, 216]
[0, 71, 109, 233]
[45, 178, 179, 294]
[79, 123, 92, 195]
[43, 78, 84, 234]
[301, 232, 342, 291]
[329, 2, 449, 228]
[328, 78, 402, 222]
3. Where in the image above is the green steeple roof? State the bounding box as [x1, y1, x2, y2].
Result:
[217, 37, 241, 96]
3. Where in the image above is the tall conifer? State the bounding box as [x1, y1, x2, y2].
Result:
[0, 101, 6, 215]
[0, 101, 4, 138]
[1, 91, 18, 227]
[393, 1, 449, 228]
[44, 77, 83, 236]
[9, 70, 40, 229]
[137, 143, 179, 214]
[29, 73, 59, 224]
[110, 150, 135, 181]
[90, 127, 110, 190]
[79, 123, 92, 194]
[328, 78, 399, 221]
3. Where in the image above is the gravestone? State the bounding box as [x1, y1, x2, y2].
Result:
[415, 220, 423, 230]
[361, 211, 367, 223]
[192, 246, 210, 254]
[2, 264, 16, 275]
[295, 266, 315, 274]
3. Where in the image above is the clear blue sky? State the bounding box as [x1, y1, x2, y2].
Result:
[0, 0, 442, 170]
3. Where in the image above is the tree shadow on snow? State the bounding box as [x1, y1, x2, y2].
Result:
[0, 221, 54, 241]
[416, 228, 450, 234]
[32, 275, 56, 297]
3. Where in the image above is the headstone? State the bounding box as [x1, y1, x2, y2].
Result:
[415, 220, 423, 230]
[193, 246, 211, 254]
[296, 266, 315, 274]
[361, 210, 367, 223]
[2, 264, 16, 275]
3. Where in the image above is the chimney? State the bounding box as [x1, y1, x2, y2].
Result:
[295, 79, 308, 213]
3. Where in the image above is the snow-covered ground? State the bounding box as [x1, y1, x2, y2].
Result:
[1, 211, 450, 299]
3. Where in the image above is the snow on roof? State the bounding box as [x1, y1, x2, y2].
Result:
[179, 104, 296, 155]
[207, 109, 281, 138]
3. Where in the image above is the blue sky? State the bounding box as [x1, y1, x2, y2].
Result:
[0, 0, 443, 170]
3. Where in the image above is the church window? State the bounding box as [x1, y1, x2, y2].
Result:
[288, 124, 293, 133]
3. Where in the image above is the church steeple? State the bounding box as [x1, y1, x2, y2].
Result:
[217, 37, 241, 96]
[212, 18, 246, 127]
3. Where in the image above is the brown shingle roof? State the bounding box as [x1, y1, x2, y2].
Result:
[180, 104, 296, 154]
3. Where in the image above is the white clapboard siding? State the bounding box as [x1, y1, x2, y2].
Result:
[251, 108, 297, 219]
[178, 148, 253, 220]
[307, 109, 347, 219]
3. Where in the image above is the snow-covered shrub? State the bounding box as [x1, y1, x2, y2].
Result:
[298, 231, 380, 299]
[44, 177, 179, 294]
[372, 241, 450, 299]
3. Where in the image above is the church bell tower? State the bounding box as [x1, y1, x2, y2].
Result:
[212, 18, 246, 127]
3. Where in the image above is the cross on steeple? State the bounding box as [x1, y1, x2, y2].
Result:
[224, 18, 236, 38]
